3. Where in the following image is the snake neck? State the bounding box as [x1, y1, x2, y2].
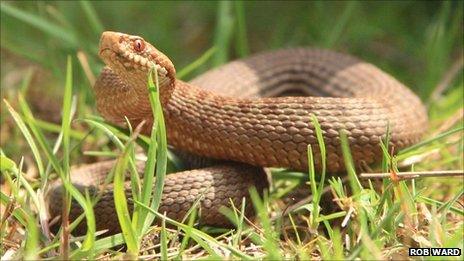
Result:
[161, 79, 232, 134]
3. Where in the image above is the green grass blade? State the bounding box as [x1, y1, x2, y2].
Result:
[443, 223, 464, 249]
[16, 94, 63, 175]
[79, 0, 104, 36]
[34, 118, 90, 141]
[213, 1, 234, 66]
[1, 37, 48, 66]
[160, 216, 168, 261]
[249, 187, 281, 259]
[347, 202, 402, 259]
[178, 207, 199, 258]
[134, 199, 252, 260]
[0, 2, 77, 47]
[316, 211, 347, 223]
[219, 206, 263, 246]
[23, 210, 39, 260]
[331, 229, 344, 260]
[69, 192, 96, 259]
[311, 114, 327, 204]
[1, 195, 26, 230]
[82, 119, 125, 149]
[416, 195, 463, 216]
[288, 213, 301, 245]
[380, 124, 394, 207]
[10, 159, 41, 217]
[177, 47, 216, 79]
[61, 57, 96, 258]
[438, 187, 463, 214]
[233, 198, 246, 247]
[339, 130, 362, 193]
[325, 1, 356, 47]
[137, 67, 160, 230]
[234, 1, 249, 57]
[307, 144, 319, 227]
[0, 155, 18, 173]
[399, 126, 463, 155]
[80, 119, 141, 187]
[61, 56, 73, 177]
[113, 141, 138, 254]
[423, 1, 453, 99]
[93, 233, 125, 254]
[18, 68, 33, 99]
[317, 237, 331, 260]
[141, 67, 168, 234]
[3, 100, 44, 178]
[136, 66, 167, 235]
[58, 56, 73, 258]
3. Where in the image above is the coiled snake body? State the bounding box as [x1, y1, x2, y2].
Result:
[47, 32, 428, 234]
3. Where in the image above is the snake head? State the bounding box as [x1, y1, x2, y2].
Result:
[99, 31, 176, 88]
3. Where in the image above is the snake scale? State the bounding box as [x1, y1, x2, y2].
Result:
[47, 31, 428, 235]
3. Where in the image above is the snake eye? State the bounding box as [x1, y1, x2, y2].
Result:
[133, 39, 145, 52]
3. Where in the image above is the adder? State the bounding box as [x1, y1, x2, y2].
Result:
[47, 31, 428, 235]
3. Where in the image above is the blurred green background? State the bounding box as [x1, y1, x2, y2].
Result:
[1, 0, 463, 159]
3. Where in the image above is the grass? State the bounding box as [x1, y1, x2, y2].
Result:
[1, 1, 463, 260]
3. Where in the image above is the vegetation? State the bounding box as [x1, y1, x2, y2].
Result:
[1, 1, 463, 260]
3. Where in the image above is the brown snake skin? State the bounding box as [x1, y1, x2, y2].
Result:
[47, 31, 428, 235]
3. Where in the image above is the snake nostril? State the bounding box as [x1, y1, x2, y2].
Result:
[100, 31, 121, 49]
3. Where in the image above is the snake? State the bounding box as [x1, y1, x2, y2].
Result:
[47, 31, 428, 235]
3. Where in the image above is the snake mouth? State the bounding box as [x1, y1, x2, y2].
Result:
[99, 47, 111, 56]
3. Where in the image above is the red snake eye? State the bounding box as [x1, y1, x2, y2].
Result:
[133, 39, 145, 52]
